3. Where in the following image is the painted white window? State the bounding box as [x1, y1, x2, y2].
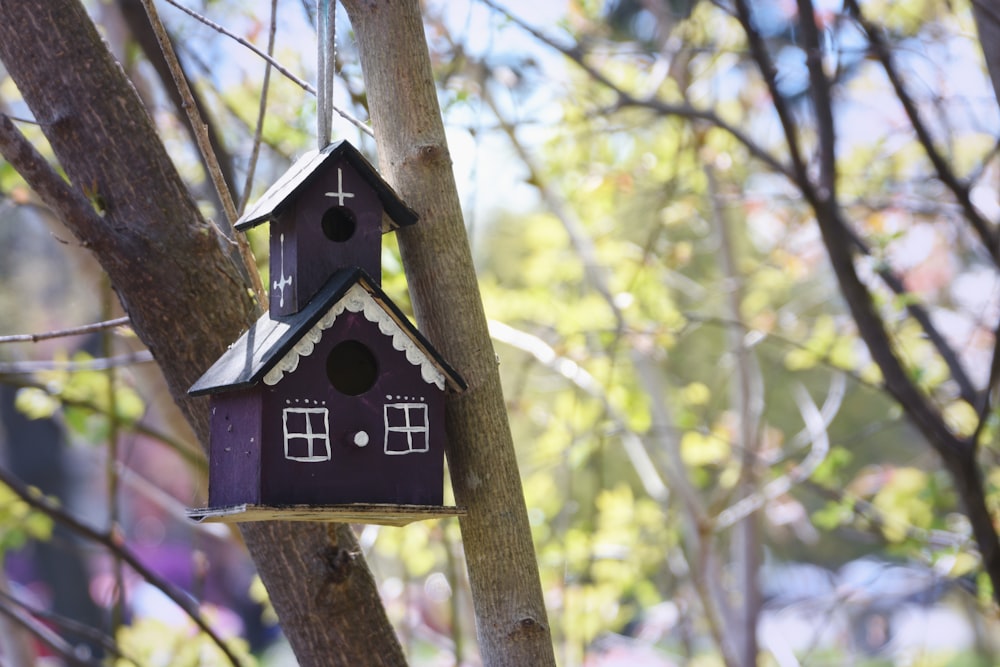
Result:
[383, 402, 429, 455]
[283, 407, 331, 462]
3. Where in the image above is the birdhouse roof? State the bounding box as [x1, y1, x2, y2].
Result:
[188, 268, 465, 396]
[234, 140, 418, 233]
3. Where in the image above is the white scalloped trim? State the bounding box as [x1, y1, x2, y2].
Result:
[262, 284, 446, 390]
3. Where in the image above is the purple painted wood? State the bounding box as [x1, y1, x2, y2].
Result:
[258, 311, 445, 506]
[269, 158, 384, 316]
[207, 390, 262, 507]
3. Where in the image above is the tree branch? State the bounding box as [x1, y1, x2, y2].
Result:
[0, 374, 206, 471]
[0, 596, 100, 667]
[477, 0, 794, 181]
[847, 0, 1000, 261]
[159, 0, 374, 138]
[116, 0, 239, 215]
[845, 228, 978, 405]
[0, 316, 131, 345]
[138, 0, 237, 224]
[0, 113, 105, 244]
[238, 0, 278, 214]
[732, 0, 816, 201]
[0, 587, 138, 666]
[715, 378, 842, 529]
[0, 465, 245, 666]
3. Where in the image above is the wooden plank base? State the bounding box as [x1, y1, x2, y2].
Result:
[186, 503, 466, 527]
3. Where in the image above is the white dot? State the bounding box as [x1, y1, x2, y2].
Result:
[354, 431, 370, 447]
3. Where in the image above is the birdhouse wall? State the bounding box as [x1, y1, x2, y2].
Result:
[269, 159, 384, 317]
[258, 311, 446, 507]
[207, 390, 263, 508]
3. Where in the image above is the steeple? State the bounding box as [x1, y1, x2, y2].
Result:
[234, 140, 417, 317]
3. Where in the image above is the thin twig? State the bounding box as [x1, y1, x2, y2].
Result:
[0, 588, 140, 667]
[0, 596, 101, 667]
[732, 0, 815, 202]
[488, 319, 668, 501]
[239, 0, 279, 214]
[0, 351, 154, 374]
[160, 0, 374, 137]
[0, 112, 105, 242]
[845, 227, 978, 405]
[139, 0, 236, 224]
[0, 375, 205, 471]
[476, 0, 792, 181]
[0, 466, 246, 667]
[715, 378, 842, 529]
[163, 0, 314, 93]
[846, 0, 999, 261]
[0, 317, 130, 345]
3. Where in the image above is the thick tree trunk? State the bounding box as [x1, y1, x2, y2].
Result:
[342, 2, 557, 666]
[0, 2, 406, 664]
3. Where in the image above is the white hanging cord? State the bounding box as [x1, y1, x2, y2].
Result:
[317, 0, 336, 148]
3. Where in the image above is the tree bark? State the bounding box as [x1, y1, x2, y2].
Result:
[973, 1, 1000, 111]
[341, 2, 556, 666]
[0, 1, 406, 664]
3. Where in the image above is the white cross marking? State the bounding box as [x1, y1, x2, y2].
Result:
[324, 168, 355, 206]
[273, 233, 293, 306]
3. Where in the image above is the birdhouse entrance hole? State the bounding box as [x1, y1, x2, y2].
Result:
[322, 206, 357, 243]
[326, 339, 378, 395]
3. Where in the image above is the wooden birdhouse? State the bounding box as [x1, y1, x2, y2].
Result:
[187, 140, 466, 526]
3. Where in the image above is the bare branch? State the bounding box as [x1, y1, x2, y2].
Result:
[139, 0, 236, 224]
[0, 595, 100, 667]
[806, 479, 974, 552]
[488, 319, 668, 501]
[0, 113, 105, 242]
[476, 0, 793, 180]
[0, 316, 131, 345]
[845, 228, 978, 405]
[0, 351, 154, 374]
[239, 0, 278, 214]
[732, 0, 815, 201]
[0, 466, 246, 667]
[162, 0, 314, 94]
[716, 377, 843, 529]
[0, 587, 139, 666]
[159, 0, 374, 137]
[846, 0, 1000, 261]
[0, 375, 206, 471]
[797, 0, 837, 199]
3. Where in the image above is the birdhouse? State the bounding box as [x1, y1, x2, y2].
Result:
[186, 140, 466, 526]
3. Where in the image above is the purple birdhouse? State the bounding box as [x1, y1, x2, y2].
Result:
[187, 141, 465, 526]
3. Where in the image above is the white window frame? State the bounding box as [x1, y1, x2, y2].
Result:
[383, 402, 429, 455]
[282, 407, 331, 462]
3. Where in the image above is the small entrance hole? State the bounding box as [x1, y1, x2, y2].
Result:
[321, 206, 357, 242]
[326, 340, 378, 396]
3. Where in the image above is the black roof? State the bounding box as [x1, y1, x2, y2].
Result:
[188, 268, 465, 396]
[234, 140, 418, 232]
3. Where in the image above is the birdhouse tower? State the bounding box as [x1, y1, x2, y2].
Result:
[187, 141, 466, 526]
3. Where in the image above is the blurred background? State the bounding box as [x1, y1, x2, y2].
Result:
[2, 0, 1000, 664]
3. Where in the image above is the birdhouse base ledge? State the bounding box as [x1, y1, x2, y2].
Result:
[186, 503, 466, 527]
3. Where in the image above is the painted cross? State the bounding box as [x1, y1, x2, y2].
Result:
[273, 233, 293, 307]
[325, 167, 355, 206]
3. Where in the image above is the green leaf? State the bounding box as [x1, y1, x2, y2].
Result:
[14, 387, 59, 420]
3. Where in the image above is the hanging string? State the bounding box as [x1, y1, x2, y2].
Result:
[317, 0, 336, 148]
